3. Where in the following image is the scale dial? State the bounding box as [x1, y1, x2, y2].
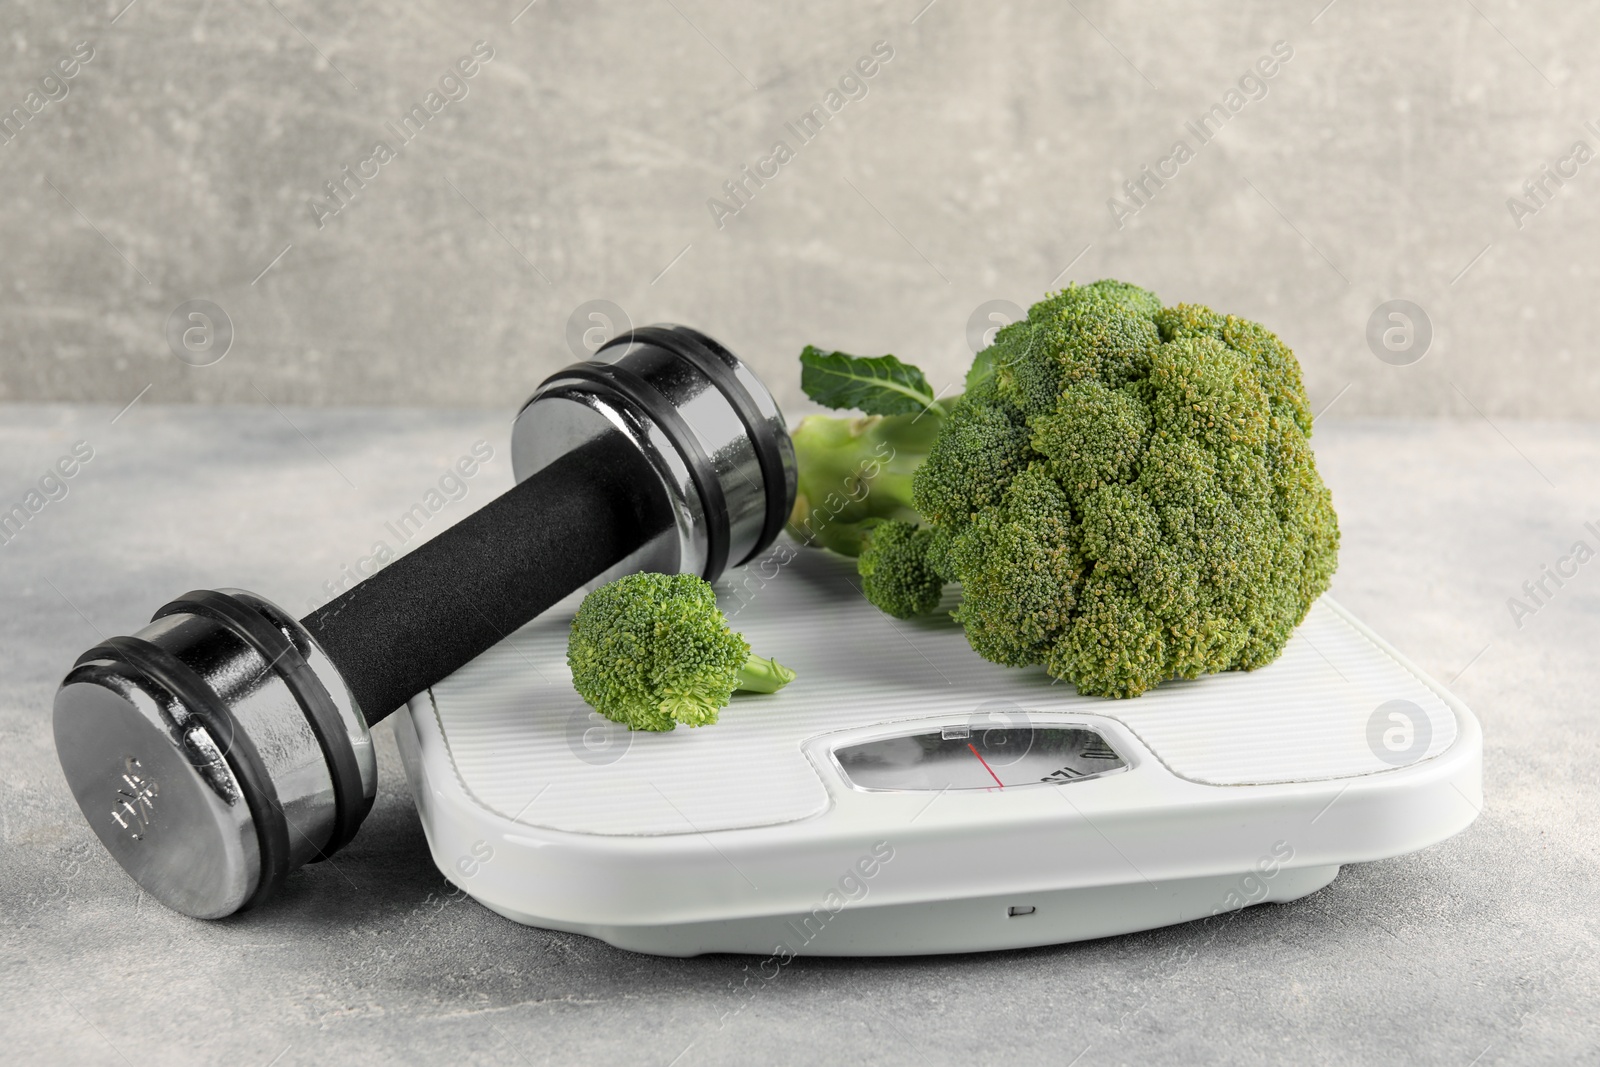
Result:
[832, 723, 1127, 792]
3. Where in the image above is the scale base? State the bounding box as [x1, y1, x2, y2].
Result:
[470, 866, 1341, 957]
[403, 549, 1478, 959]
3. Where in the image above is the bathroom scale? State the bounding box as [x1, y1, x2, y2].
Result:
[393, 544, 1482, 957]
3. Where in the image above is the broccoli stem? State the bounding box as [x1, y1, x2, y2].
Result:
[786, 411, 947, 556]
[734, 653, 796, 694]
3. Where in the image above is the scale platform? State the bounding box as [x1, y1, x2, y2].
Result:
[394, 544, 1482, 957]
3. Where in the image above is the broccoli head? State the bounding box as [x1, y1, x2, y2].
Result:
[910, 279, 1339, 698]
[567, 572, 796, 731]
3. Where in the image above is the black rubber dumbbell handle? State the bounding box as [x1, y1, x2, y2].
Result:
[299, 430, 674, 725]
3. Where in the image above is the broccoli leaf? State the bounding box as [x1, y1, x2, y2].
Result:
[800, 346, 944, 418]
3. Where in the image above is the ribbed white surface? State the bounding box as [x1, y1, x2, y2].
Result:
[427, 545, 1457, 836]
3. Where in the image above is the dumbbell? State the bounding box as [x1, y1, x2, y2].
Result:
[53, 325, 796, 919]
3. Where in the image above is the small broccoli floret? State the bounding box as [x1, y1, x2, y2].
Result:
[857, 520, 944, 619]
[567, 572, 795, 731]
[993, 282, 1162, 416]
[1154, 302, 1227, 342]
[945, 465, 1085, 667]
[1030, 379, 1150, 494]
[909, 391, 1032, 532]
[1222, 314, 1314, 436]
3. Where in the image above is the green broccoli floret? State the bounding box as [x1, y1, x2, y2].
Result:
[909, 279, 1338, 698]
[910, 388, 1032, 532]
[567, 572, 795, 731]
[992, 283, 1161, 416]
[943, 465, 1085, 666]
[857, 520, 944, 619]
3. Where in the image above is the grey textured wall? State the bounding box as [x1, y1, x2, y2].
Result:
[2, 0, 1594, 417]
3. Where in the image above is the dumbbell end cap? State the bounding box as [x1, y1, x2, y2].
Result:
[54, 672, 259, 919]
[53, 589, 375, 919]
[515, 325, 797, 585]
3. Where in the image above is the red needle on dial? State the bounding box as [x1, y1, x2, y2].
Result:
[967, 743, 1005, 789]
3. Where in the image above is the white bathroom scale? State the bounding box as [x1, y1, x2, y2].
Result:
[393, 543, 1482, 957]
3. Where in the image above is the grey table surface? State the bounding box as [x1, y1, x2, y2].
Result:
[2, 404, 1596, 1067]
